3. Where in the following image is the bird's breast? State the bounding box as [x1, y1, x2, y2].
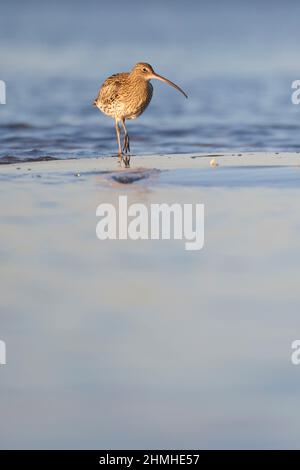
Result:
[123, 81, 153, 119]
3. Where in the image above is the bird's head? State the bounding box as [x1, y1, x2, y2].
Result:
[132, 63, 155, 79]
[131, 62, 188, 98]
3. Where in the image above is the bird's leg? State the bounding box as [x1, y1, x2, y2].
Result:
[121, 119, 130, 167]
[121, 119, 130, 153]
[115, 119, 122, 162]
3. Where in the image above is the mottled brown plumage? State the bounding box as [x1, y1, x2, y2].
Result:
[94, 62, 187, 167]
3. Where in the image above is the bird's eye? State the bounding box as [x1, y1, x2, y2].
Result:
[142, 68, 148, 73]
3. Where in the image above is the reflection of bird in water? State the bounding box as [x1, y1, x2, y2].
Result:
[94, 63, 188, 167]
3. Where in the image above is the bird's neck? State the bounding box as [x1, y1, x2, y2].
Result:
[129, 72, 149, 85]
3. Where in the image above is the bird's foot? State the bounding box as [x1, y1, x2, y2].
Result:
[122, 154, 130, 168]
[121, 135, 130, 167]
[118, 152, 130, 168]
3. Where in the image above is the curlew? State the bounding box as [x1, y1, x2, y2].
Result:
[93, 63, 187, 167]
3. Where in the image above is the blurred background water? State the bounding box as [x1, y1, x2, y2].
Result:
[1, 0, 300, 162]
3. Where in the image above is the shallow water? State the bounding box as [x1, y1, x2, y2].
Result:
[1, 0, 300, 162]
[159, 166, 300, 188]
[1, 167, 300, 449]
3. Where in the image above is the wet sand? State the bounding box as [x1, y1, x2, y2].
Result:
[1, 152, 300, 449]
[1, 151, 300, 174]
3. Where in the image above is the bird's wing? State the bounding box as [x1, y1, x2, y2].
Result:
[93, 73, 128, 107]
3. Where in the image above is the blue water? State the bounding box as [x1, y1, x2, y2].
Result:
[1, 0, 300, 162]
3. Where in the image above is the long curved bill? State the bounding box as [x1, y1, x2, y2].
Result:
[151, 73, 188, 98]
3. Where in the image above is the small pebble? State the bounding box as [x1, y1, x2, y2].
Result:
[74, 172, 81, 177]
[210, 158, 219, 167]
